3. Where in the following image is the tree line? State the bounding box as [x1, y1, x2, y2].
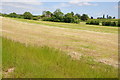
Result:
[0, 9, 89, 24]
[0, 9, 119, 26]
[97, 14, 115, 19]
[86, 20, 119, 27]
[41, 9, 89, 23]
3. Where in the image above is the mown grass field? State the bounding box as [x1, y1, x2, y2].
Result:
[1, 17, 118, 78]
[2, 37, 118, 78]
[12, 18, 118, 33]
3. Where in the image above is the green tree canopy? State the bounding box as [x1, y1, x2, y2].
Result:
[81, 14, 89, 21]
[64, 13, 80, 23]
[23, 12, 33, 19]
[9, 12, 18, 18]
[71, 12, 74, 16]
[53, 9, 64, 18]
[75, 14, 81, 19]
[42, 11, 52, 17]
[64, 13, 74, 23]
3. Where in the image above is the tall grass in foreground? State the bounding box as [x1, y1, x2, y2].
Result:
[0, 37, 2, 79]
[2, 37, 117, 78]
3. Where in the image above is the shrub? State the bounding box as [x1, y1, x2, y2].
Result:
[94, 21, 99, 25]
[86, 22, 90, 24]
[81, 14, 89, 21]
[89, 21, 94, 24]
[110, 22, 116, 26]
[74, 19, 80, 24]
[102, 21, 111, 26]
[102, 22, 105, 26]
[42, 17, 52, 21]
[33, 17, 39, 20]
[86, 21, 99, 25]
[102, 21, 117, 26]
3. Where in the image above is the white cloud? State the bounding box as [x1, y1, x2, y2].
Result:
[1, 0, 42, 5]
[59, 3, 70, 7]
[2, 3, 35, 9]
[69, 0, 97, 6]
[52, 3, 70, 9]
[69, 0, 118, 3]
[78, 2, 97, 6]
[2, 0, 119, 2]
[1, 2, 44, 14]
[2, 0, 38, 2]
[70, 0, 92, 2]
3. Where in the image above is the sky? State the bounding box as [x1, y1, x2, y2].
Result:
[1, 0, 119, 18]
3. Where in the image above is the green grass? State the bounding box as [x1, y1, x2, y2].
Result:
[2, 37, 118, 78]
[0, 37, 2, 79]
[10, 18, 118, 34]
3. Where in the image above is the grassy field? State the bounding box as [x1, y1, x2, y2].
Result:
[1, 17, 118, 78]
[0, 37, 2, 79]
[2, 37, 118, 78]
[12, 18, 118, 33]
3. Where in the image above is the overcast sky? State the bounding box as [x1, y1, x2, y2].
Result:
[1, 0, 119, 18]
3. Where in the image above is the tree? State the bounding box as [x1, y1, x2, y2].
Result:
[42, 9, 80, 23]
[75, 13, 81, 19]
[23, 12, 33, 19]
[108, 16, 112, 19]
[9, 12, 18, 18]
[107, 15, 109, 19]
[113, 17, 115, 19]
[64, 13, 80, 23]
[71, 12, 74, 16]
[64, 13, 74, 23]
[53, 9, 64, 22]
[81, 14, 89, 21]
[42, 11, 52, 17]
[46, 11, 52, 17]
[103, 14, 105, 19]
[53, 9, 64, 17]
[91, 16, 93, 19]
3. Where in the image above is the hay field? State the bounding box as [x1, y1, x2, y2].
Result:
[1, 17, 118, 78]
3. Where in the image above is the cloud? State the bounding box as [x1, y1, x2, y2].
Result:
[69, 0, 97, 6]
[76, 2, 97, 6]
[2, 2, 36, 9]
[1, 0, 42, 5]
[2, 0, 120, 3]
[1, 2, 44, 15]
[52, 3, 70, 9]
[2, 0, 38, 2]
[59, 3, 70, 7]
[69, 0, 95, 3]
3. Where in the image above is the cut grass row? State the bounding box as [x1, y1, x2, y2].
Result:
[2, 37, 118, 78]
[10, 17, 118, 34]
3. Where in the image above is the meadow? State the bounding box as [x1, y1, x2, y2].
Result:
[2, 37, 118, 78]
[13, 18, 118, 33]
[1, 17, 118, 78]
